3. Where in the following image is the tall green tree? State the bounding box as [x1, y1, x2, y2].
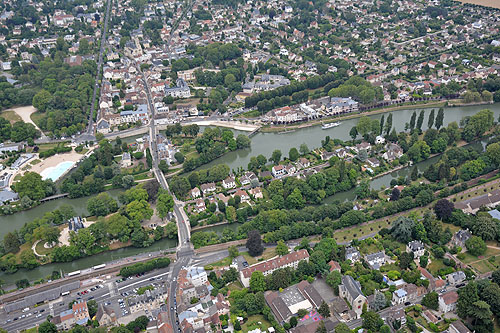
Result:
[428, 109, 435, 129]
[435, 108, 444, 129]
[409, 111, 416, 130]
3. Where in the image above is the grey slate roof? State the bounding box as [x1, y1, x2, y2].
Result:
[341, 275, 364, 299]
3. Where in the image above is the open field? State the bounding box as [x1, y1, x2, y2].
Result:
[241, 314, 271, 332]
[242, 247, 277, 265]
[458, 0, 500, 9]
[0, 110, 22, 124]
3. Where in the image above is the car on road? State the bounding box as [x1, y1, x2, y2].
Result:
[40, 309, 45, 313]
[456, 283, 465, 288]
[404, 302, 411, 306]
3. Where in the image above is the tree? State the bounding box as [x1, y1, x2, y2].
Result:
[236, 134, 251, 149]
[288, 148, 299, 162]
[356, 116, 372, 137]
[13, 172, 48, 201]
[435, 108, 444, 129]
[249, 271, 266, 292]
[410, 166, 419, 181]
[385, 113, 393, 135]
[174, 152, 185, 164]
[334, 323, 350, 333]
[458, 282, 479, 318]
[318, 301, 330, 318]
[422, 291, 439, 310]
[326, 270, 342, 291]
[428, 109, 435, 129]
[349, 126, 358, 143]
[38, 321, 58, 333]
[409, 111, 416, 130]
[391, 217, 415, 243]
[466, 236, 486, 256]
[390, 187, 400, 201]
[434, 199, 454, 221]
[316, 321, 327, 333]
[156, 190, 174, 219]
[32, 89, 52, 112]
[228, 245, 239, 259]
[472, 216, 499, 241]
[270, 150, 282, 164]
[4, 232, 20, 253]
[20, 249, 38, 269]
[289, 316, 298, 327]
[487, 142, 500, 167]
[469, 301, 494, 332]
[122, 175, 135, 188]
[379, 115, 385, 135]
[362, 311, 383, 332]
[480, 282, 500, 317]
[87, 193, 118, 216]
[275, 240, 289, 256]
[398, 252, 414, 270]
[87, 299, 98, 317]
[416, 110, 425, 132]
[246, 230, 264, 256]
[371, 291, 387, 311]
[299, 143, 309, 155]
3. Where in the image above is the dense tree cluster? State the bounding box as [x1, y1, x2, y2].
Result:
[119, 257, 170, 277]
[328, 76, 384, 104]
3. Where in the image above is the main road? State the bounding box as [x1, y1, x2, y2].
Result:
[84, 0, 112, 138]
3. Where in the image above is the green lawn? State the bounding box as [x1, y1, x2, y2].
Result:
[0, 110, 22, 124]
[241, 248, 276, 266]
[470, 260, 496, 274]
[241, 315, 271, 332]
[37, 142, 70, 153]
[30, 111, 44, 127]
[204, 256, 232, 270]
[35, 241, 53, 256]
[333, 219, 392, 244]
[428, 258, 447, 277]
[227, 281, 243, 292]
[460, 247, 500, 264]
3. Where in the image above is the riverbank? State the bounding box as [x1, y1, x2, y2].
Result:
[259, 100, 447, 133]
[190, 120, 259, 132]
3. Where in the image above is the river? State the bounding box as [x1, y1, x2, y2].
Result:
[199, 104, 500, 171]
[1, 103, 498, 285]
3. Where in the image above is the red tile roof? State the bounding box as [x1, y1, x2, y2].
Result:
[241, 250, 309, 278]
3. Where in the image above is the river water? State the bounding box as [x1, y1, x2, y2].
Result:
[200, 104, 500, 171]
[1, 103, 498, 285]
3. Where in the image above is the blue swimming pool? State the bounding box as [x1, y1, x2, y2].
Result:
[41, 161, 75, 181]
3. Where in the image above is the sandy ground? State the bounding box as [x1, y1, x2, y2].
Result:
[5, 106, 45, 136]
[29, 150, 84, 175]
[458, 0, 500, 9]
[191, 120, 259, 132]
[59, 219, 94, 246]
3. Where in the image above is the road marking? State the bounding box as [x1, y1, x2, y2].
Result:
[117, 271, 170, 291]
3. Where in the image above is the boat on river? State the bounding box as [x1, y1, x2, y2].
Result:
[321, 122, 341, 129]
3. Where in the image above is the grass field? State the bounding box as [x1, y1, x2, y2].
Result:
[30, 111, 44, 127]
[470, 260, 496, 274]
[241, 314, 271, 332]
[242, 248, 277, 265]
[333, 219, 392, 243]
[461, 247, 500, 264]
[35, 240, 53, 256]
[204, 256, 232, 270]
[37, 142, 70, 153]
[0, 110, 22, 124]
[428, 258, 447, 276]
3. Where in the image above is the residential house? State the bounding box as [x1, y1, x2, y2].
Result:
[449, 321, 472, 333]
[345, 247, 361, 263]
[451, 229, 472, 248]
[328, 260, 341, 272]
[439, 291, 459, 313]
[200, 183, 216, 195]
[382, 143, 404, 161]
[387, 307, 406, 326]
[233, 189, 250, 202]
[407, 241, 425, 259]
[447, 271, 466, 285]
[249, 187, 263, 199]
[392, 289, 407, 305]
[195, 199, 206, 213]
[239, 171, 258, 186]
[366, 158, 380, 168]
[186, 267, 208, 287]
[353, 142, 371, 153]
[272, 165, 286, 178]
[239, 250, 310, 287]
[121, 152, 132, 167]
[190, 187, 201, 199]
[298, 158, 310, 168]
[339, 275, 367, 318]
[96, 305, 117, 327]
[222, 176, 236, 189]
[365, 251, 385, 270]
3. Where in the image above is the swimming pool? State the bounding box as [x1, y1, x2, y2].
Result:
[41, 161, 75, 181]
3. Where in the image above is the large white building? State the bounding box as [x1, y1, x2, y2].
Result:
[239, 250, 310, 288]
